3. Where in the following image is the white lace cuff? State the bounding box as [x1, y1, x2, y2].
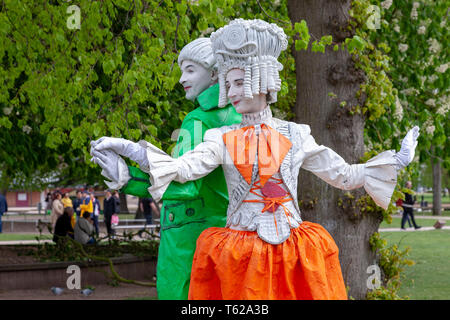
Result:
[364, 150, 398, 210]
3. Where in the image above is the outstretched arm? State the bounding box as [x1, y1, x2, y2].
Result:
[299, 125, 420, 209]
[91, 128, 223, 202]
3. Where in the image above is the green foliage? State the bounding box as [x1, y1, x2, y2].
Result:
[367, 232, 415, 300]
[364, 0, 449, 167]
[0, 0, 297, 188]
[294, 20, 310, 51]
[28, 236, 159, 262]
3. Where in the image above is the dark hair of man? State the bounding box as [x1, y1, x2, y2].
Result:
[64, 206, 74, 216]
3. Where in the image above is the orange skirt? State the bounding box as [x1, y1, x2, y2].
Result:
[188, 221, 347, 300]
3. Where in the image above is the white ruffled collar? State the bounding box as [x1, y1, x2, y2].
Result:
[241, 106, 273, 126]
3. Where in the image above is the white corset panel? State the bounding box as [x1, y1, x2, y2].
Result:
[225, 171, 302, 245]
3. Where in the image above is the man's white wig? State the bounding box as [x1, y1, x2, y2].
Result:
[177, 37, 217, 71]
[210, 19, 288, 107]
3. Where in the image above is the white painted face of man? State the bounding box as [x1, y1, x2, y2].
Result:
[225, 68, 267, 114]
[179, 60, 216, 101]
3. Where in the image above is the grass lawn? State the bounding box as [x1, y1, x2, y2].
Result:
[379, 217, 443, 229]
[420, 193, 450, 204]
[0, 233, 52, 241]
[380, 230, 450, 300]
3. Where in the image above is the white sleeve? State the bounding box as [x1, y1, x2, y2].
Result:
[298, 124, 398, 210]
[140, 129, 223, 202]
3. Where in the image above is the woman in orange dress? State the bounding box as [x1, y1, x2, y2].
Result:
[92, 19, 419, 300]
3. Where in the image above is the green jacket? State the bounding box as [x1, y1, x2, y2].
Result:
[121, 84, 241, 299]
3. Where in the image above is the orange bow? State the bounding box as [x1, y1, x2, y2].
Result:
[222, 124, 292, 186]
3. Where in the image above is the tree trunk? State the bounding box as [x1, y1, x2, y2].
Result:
[288, 0, 383, 299]
[432, 156, 442, 216]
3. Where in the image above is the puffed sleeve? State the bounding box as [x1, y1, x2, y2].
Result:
[139, 128, 224, 202]
[297, 124, 398, 210]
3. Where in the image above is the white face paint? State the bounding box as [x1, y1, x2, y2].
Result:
[179, 60, 215, 101]
[225, 68, 267, 114]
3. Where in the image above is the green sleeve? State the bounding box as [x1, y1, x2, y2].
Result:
[120, 166, 152, 198]
[162, 114, 207, 201]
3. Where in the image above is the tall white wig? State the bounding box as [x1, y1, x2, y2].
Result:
[177, 37, 217, 71]
[210, 19, 288, 107]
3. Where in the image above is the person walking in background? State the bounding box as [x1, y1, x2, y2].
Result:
[51, 192, 64, 230]
[140, 197, 159, 225]
[401, 181, 421, 230]
[53, 206, 74, 243]
[103, 190, 118, 237]
[91, 192, 100, 236]
[45, 192, 52, 215]
[73, 190, 83, 218]
[0, 193, 8, 233]
[113, 190, 120, 212]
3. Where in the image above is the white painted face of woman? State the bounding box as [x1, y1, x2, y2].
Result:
[225, 68, 267, 114]
[179, 60, 217, 101]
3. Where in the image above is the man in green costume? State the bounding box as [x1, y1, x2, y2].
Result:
[90, 37, 241, 299]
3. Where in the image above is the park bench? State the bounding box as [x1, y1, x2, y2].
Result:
[111, 218, 160, 239]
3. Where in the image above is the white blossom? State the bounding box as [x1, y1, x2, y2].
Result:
[425, 98, 436, 107]
[440, 20, 446, 28]
[398, 43, 408, 52]
[401, 88, 419, 96]
[399, 75, 408, 83]
[411, 2, 420, 20]
[3, 107, 12, 115]
[436, 96, 450, 116]
[22, 125, 32, 134]
[427, 74, 438, 83]
[425, 125, 435, 135]
[424, 55, 434, 67]
[418, 25, 426, 35]
[200, 27, 215, 36]
[394, 25, 400, 33]
[436, 63, 449, 73]
[423, 119, 435, 135]
[394, 96, 403, 120]
[419, 76, 427, 87]
[427, 38, 441, 53]
[381, 0, 392, 9]
[436, 106, 449, 116]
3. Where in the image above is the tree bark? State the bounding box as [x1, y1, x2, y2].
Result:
[432, 156, 442, 216]
[288, 0, 383, 299]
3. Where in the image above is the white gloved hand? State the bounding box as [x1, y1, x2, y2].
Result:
[91, 148, 121, 182]
[90, 137, 149, 171]
[394, 126, 420, 169]
[90, 149, 131, 190]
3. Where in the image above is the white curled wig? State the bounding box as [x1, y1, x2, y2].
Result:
[210, 19, 288, 107]
[177, 37, 217, 71]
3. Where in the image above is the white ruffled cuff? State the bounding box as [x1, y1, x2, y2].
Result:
[104, 156, 131, 190]
[139, 141, 179, 202]
[363, 150, 398, 210]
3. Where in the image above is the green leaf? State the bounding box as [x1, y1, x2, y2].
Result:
[102, 59, 115, 75]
